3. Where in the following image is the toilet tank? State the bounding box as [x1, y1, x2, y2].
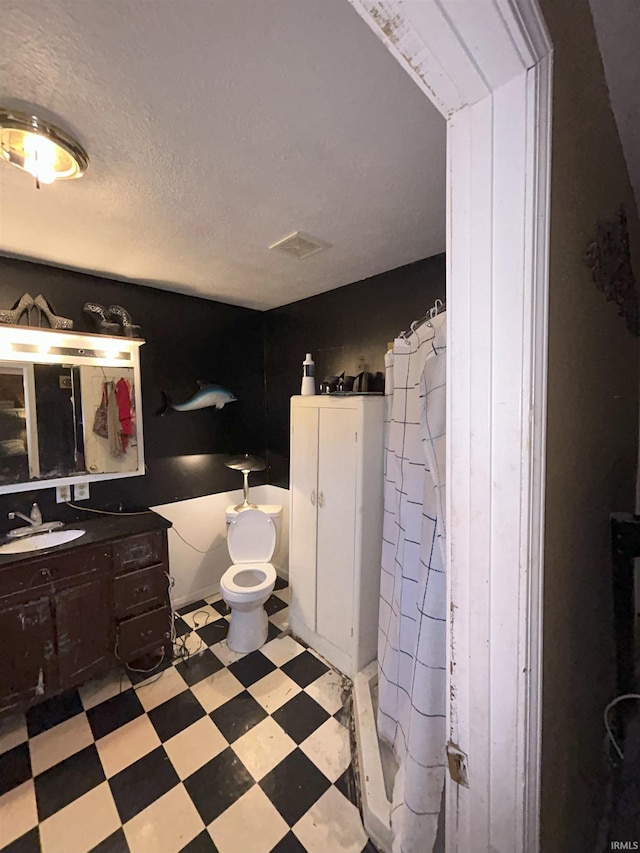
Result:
[225, 504, 283, 567]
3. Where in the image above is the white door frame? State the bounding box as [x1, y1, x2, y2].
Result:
[346, 2, 552, 850]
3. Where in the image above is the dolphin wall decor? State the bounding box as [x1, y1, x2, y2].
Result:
[158, 382, 237, 415]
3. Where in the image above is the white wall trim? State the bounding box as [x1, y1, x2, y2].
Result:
[346, 1, 552, 850]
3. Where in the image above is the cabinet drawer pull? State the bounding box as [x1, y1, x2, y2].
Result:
[318, 491, 325, 508]
[311, 489, 316, 506]
[134, 585, 151, 597]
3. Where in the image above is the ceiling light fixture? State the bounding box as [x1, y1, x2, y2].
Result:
[0, 107, 89, 189]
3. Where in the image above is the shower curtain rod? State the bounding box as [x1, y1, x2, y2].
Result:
[400, 298, 446, 341]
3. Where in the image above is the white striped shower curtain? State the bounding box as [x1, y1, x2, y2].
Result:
[378, 311, 447, 853]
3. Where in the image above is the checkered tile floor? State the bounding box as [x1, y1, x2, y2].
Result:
[0, 580, 375, 853]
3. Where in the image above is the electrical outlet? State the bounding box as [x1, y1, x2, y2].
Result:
[73, 482, 90, 501]
[56, 485, 71, 503]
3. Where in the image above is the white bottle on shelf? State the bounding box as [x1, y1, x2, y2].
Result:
[301, 352, 316, 396]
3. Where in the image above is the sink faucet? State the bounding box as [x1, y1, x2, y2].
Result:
[8, 502, 44, 528]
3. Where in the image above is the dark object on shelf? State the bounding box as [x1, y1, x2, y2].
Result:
[586, 205, 639, 336]
[83, 302, 120, 334]
[336, 374, 355, 393]
[108, 305, 141, 338]
[320, 373, 343, 394]
[34, 294, 74, 330]
[0, 292, 34, 326]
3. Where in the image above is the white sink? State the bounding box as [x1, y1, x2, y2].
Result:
[0, 529, 86, 555]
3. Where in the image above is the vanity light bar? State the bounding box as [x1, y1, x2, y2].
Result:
[6, 343, 132, 361]
[0, 327, 143, 367]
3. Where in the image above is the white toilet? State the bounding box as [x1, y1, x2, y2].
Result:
[220, 506, 282, 653]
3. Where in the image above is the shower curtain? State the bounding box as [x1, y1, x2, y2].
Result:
[378, 311, 447, 853]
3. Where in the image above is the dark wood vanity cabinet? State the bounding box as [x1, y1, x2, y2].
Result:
[0, 517, 172, 715]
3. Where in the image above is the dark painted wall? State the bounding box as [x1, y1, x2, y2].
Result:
[0, 257, 266, 530]
[263, 254, 446, 486]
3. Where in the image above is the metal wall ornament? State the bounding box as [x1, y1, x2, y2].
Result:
[586, 205, 639, 336]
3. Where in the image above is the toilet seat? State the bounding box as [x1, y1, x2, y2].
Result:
[227, 508, 276, 564]
[222, 562, 276, 596]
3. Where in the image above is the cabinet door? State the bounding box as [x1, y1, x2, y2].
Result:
[316, 407, 358, 653]
[56, 575, 113, 685]
[0, 597, 55, 711]
[290, 404, 319, 631]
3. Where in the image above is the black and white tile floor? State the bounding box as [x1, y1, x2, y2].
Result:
[0, 580, 374, 853]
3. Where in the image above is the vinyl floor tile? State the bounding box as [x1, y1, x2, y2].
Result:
[269, 832, 307, 853]
[0, 780, 38, 848]
[134, 664, 188, 712]
[96, 714, 161, 779]
[180, 830, 219, 853]
[26, 690, 83, 738]
[108, 746, 179, 824]
[175, 648, 224, 687]
[147, 690, 206, 742]
[35, 744, 105, 822]
[0, 712, 28, 756]
[264, 595, 288, 617]
[89, 828, 129, 853]
[210, 691, 268, 743]
[3, 828, 41, 853]
[271, 692, 330, 745]
[79, 669, 131, 712]
[87, 689, 144, 741]
[123, 783, 204, 853]
[281, 650, 330, 688]
[29, 711, 94, 776]
[292, 785, 368, 853]
[227, 650, 276, 687]
[184, 747, 253, 826]
[207, 784, 288, 853]
[260, 635, 305, 668]
[259, 748, 331, 827]
[304, 668, 346, 715]
[39, 781, 120, 853]
[190, 668, 244, 713]
[247, 669, 301, 714]
[231, 717, 296, 782]
[0, 742, 31, 796]
[299, 716, 351, 783]
[195, 618, 229, 647]
[163, 716, 227, 780]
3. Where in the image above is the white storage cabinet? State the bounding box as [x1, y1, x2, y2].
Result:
[289, 395, 384, 677]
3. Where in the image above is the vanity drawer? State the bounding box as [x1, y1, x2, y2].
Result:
[113, 565, 168, 619]
[113, 532, 165, 573]
[0, 546, 111, 600]
[117, 605, 171, 662]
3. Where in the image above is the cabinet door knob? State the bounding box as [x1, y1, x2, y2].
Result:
[318, 491, 325, 508]
[310, 489, 316, 506]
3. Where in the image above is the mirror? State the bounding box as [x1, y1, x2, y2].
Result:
[0, 328, 144, 493]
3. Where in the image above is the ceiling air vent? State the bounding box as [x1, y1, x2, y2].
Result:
[269, 231, 330, 260]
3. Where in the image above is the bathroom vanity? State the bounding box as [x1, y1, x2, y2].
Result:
[0, 511, 172, 714]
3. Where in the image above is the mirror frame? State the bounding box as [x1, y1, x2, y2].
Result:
[0, 326, 145, 494]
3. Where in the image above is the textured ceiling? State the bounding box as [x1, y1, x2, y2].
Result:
[589, 0, 640, 216]
[0, 0, 446, 311]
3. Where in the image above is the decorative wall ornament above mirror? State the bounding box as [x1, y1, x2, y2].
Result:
[0, 326, 145, 494]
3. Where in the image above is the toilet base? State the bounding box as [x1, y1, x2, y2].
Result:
[227, 605, 269, 653]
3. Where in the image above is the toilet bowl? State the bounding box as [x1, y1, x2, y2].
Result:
[220, 508, 278, 653]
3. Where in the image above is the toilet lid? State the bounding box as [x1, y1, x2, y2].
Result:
[227, 508, 276, 564]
